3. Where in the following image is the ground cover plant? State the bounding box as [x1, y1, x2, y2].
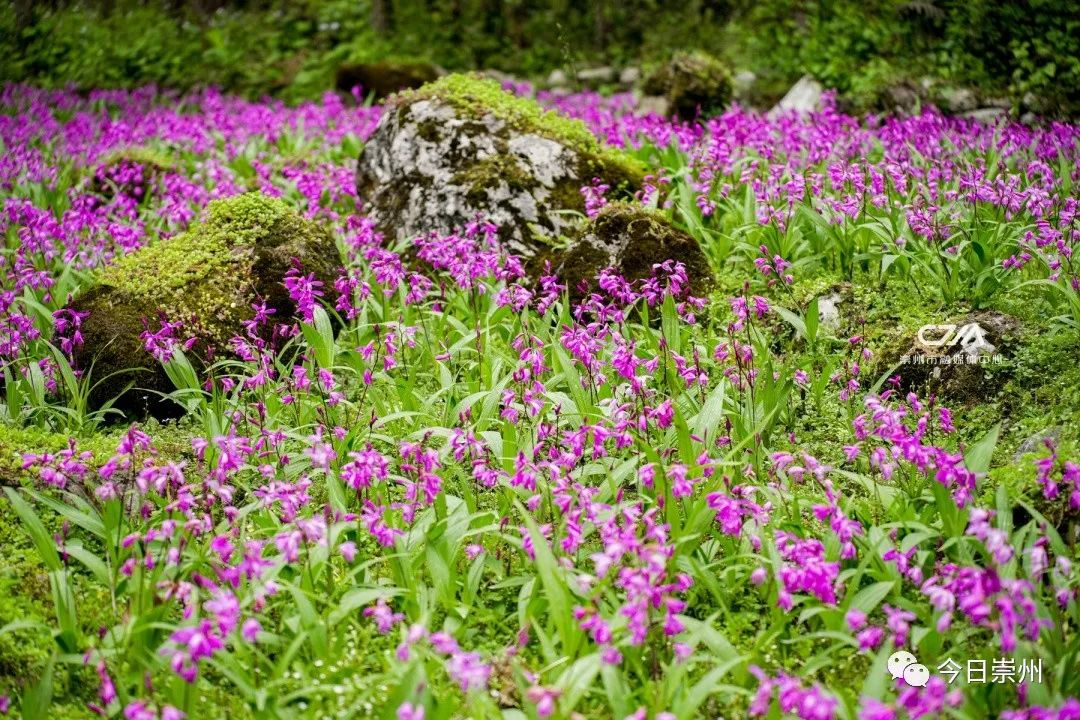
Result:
[0, 79, 1078, 720]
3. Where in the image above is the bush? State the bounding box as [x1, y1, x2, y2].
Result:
[0, 0, 1077, 118]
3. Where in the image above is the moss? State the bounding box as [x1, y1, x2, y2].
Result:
[95, 145, 174, 173]
[452, 153, 536, 205]
[555, 202, 714, 297]
[644, 51, 733, 120]
[0, 424, 118, 486]
[72, 193, 337, 415]
[99, 192, 334, 343]
[396, 73, 645, 185]
[416, 116, 442, 143]
[0, 422, 196, 486]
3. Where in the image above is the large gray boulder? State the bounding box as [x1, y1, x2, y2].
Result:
[355, 74, 643, 258]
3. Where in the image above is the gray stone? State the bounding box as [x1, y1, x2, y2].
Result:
[479, 69, 519, 86]
[643, 52, 732, 120]
[619, 66, 641, 85]
[1013, 427, 1062, 461]
[355, 77, 642, 259]
[335, 61, 443, 100]
[577, 66, 615, 84]
[553, 203, 713, 299]
[879, 310, 1022, 402]
[939, 86, 977, 114]
[733, 70, 757, 99]
[769, 75, 824, 117]
[883, 82, 923, 115]
[963, 107, 1008, 124]
[547, 69, 569, 87]
[635, 95, 670, 117]
[817, 292, 843, 334]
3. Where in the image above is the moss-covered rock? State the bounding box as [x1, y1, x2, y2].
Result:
[355, 73, 644, 258]
[335, 60, 443, 100]
[88, 146, 175, 202]
[550, 202, 713, 298]
[643, 52, 733, 121]
[70, 193, 338, 415]
[874, 310, 1023, 404]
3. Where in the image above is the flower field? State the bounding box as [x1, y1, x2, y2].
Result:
[0, 81, 1078, 720]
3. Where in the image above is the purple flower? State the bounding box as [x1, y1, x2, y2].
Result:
[397, 702, 424, 720]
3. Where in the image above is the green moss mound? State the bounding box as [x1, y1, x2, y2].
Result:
[553, 202, 714, 298]
[396, 73, 645, 183]
[644, 51, 733, 120]
[71, 192, 338, 415]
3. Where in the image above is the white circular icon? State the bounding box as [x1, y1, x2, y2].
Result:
[887, 650, 918, 680]
[902, 663, 930, 688]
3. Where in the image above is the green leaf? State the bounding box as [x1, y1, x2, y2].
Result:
[773, 305, 807, 340]
[328, 587, 403, 626]
[3, 489, 61, 571]
[964, 422, 1000, 475]
[693, 380, 728, 447]
[673, 656, 745, 717]
[518, 502, 578, 658]
[25, 489, 105, 539]
[847, 580, 896, 616]
[62, 544, 110, 586]
[805, 297, 820, 343]
[20, 652, 55, 720]
[301, 306, 336, 369]
[557, 652, 600, 712]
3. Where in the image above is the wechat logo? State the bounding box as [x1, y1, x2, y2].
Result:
[888, 650, 930, 688]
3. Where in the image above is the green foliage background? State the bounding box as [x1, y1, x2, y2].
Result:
[0, 1, 1078, 113]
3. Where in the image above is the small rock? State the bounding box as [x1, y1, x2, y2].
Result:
[963, 107, 1008, 124]
[1013, 427, 1062, 461]
[882, 81, 923, 115]
[635, 95, 670, 117]
[619, 66, 641, 86]
[817, 292, 843, 334]
[546, 69, 569, 87]
[643, 51, 733, 121]
[938, 86, 977, 114]
[732, 70, 757, 99]
[881, 310, 1021, 402]
[89, 146, 174, 202]
[577, 66, 615, 84]
[769, 75, 824, 116]
[479, 69, 518, 86]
